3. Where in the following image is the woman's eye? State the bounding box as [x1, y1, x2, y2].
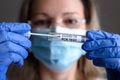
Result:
[33, 20, 50, 25]
[65, 19, 78, 24]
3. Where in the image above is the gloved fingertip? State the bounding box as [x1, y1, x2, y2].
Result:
[24, 40, 32, 49]
[93, 59, 105, 68]
[23, 51, 29, 59]
[86, 30, 94, 39]
[15, 60, 24, 67]
[81, 43, 85, 50]
[86, 53, 93, 60]
[24, 23, 31, 30]
[12, 23, 31, 34]
[82, 42, 89, 51]
[19, 23, 31, 33]
[17, 62, 23, 67]
[93, 59, 100, 66]
[28, 40, 32, 48]
[86, 30, 108, 40]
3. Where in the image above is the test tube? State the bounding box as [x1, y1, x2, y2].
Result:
[48, 33, 87, 43]
[24, 31, 87, 43]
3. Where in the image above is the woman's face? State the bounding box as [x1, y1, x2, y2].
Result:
[31, 0, 86, 29]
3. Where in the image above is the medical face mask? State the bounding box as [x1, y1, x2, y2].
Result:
[30, 26, 86, 72]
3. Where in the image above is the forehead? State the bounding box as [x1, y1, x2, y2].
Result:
[31, 0, 84, 17]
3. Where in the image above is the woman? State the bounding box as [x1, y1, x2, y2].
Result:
[7, 0, 106, 80]
[0, 0, 119, 80]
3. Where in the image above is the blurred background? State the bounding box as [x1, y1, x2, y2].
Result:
[0, 0, 120, 33]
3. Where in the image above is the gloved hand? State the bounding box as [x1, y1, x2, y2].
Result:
[82, 30, 120, 80]
[0, 22, 31, 80]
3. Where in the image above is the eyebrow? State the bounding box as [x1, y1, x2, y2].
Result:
[33, 12, 79, 17]
[63, 12, 79, 16]
[33, 13, 49, 17]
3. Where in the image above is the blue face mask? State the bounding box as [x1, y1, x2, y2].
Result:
[30, 26, 86, 72]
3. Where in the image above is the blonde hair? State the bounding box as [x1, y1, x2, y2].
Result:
[7, 0, 106, 80]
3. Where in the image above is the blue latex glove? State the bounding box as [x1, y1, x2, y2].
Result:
[0, 22, 31, 80]
[82, 30, 120, 80]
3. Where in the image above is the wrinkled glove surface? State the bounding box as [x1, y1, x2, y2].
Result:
[82, 30, 120, 80]
[0, 22, 31, 80]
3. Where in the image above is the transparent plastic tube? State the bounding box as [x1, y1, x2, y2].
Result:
[24, 31, 87, 43]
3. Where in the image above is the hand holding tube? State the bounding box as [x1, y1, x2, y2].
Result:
[0, 22, 31, 80]
[82, 30, 120, 80]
